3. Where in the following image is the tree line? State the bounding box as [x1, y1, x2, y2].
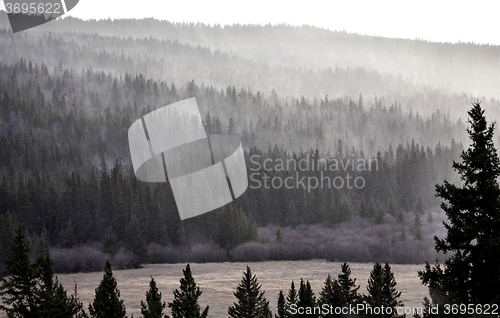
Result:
[2, 100, 499, 318]
[0, 56, 468, 270]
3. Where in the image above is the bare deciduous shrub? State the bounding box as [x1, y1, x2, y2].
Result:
[147, 243, 184, 264]
[229, 242, 270, 262]
[189, 243, 228, 263]
[112, 248, 137, 269]
[51, 246, 108, 273]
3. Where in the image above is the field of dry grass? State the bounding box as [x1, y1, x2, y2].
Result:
[40, 260, 428, 317]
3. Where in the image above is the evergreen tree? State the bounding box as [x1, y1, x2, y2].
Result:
[337, 263, 360, 306]
[125, 214, 148, 266]
[413, 212, 423, 241]
[168, 264, 209, 318]
[381, 263, 403, 314]
[0, 227, 39, 317]
[415, 196, 424, 216]
[419, 102, 500, 308]
[276, 226, 283, 243]
[228, 266, 271, 318]
[275, 290, 287, 318]
[88, 260, 127, 318]
[0, 228, 85, 318]
[364, 263, 403, 318]
[297, 279, 316, 318]
[318, 274, 341, 318]
[286, 281, 298, 312]
[141, 277, 167, 318]
[427, 212, 433, 224]
[37, 251, 85, 318]
[0, 211, 16, 274]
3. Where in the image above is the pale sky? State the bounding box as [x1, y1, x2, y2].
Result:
[1, 0, 500, 45]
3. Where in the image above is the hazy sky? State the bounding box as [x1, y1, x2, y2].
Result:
[1, 0, 499, 45]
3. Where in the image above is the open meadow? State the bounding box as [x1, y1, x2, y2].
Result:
[47, 260, 430, 317]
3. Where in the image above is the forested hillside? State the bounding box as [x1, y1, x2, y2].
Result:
[0, 13, 496, 272]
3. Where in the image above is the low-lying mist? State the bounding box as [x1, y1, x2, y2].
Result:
[48, 209, 446, 274]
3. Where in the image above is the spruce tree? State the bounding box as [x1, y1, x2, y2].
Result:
[364, 263, 384, 317]
[337, 263, 360, 306]
[286, 281, 298, 312]
[0, 211, 16, 274]
[419, 101, 500, 308]
[381, 263, 403, 313]
[0, 227, 39, 317]
[364, 263, 403, 318]
[88, 260, 127, 318]
[228, 265, 271, 318]
[275, 290, 287, 318]
[413, 212, 423, 241]
[168, 264, 209, 318]
[297, 279, 316, 318]
[318, 274, 341, 318]
[0, 228, 85, 318]
[125, 213, 148, 266]
[37, 251, 85, 318]
[141, 277, 167, 318]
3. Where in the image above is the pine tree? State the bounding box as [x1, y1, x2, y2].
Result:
[318, 274, 341, 318]
[88, 260, 127, 318]
[125, 214, 148, 266]
[297, 279, 316, 318]
[276, 226, 282, 243]
[228, 266, 271, 318]
[0, 228, 85, 318]
[168, 264, 209, 318]
[275, 290, 287, 318]
[427, 212, 433, 223]
[364, 263, 384, 317]
[413, 212, 423, 241]
[364, 263, 403, 318]
[286, 281, 298, 312]
[141, 277, 167, 318]
[415, 196, 424, 216]
[0, 211, 16, 274]
[37, 251, 85, 318]
[419, 101, 500, 308]
[337, 263, 360, 306]
[400, 227, 406, 241]
[381, 263, 403, 314]
[0, 227, 39, 317]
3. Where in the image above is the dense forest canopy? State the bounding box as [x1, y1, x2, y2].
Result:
[0, 12, 497, 270]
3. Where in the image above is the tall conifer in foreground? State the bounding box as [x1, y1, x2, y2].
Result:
[0, 227, 84, 318]
[168, 264, 208, 318]
[228, 265, 272, 318]
[419, 101, 500, 313]
[364, 263, 403, 318]
[141, 277, 167, 318]
[286, 281, 298, 310]
[318, 274, 341, 318]
[337, 263, 360, 306]
[37, 251, 85, 318]
[275, 290, 287, 318]
[89, 260, 127, 318]
[0, 227, 39, 317]
[297, 279, 316, 318]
